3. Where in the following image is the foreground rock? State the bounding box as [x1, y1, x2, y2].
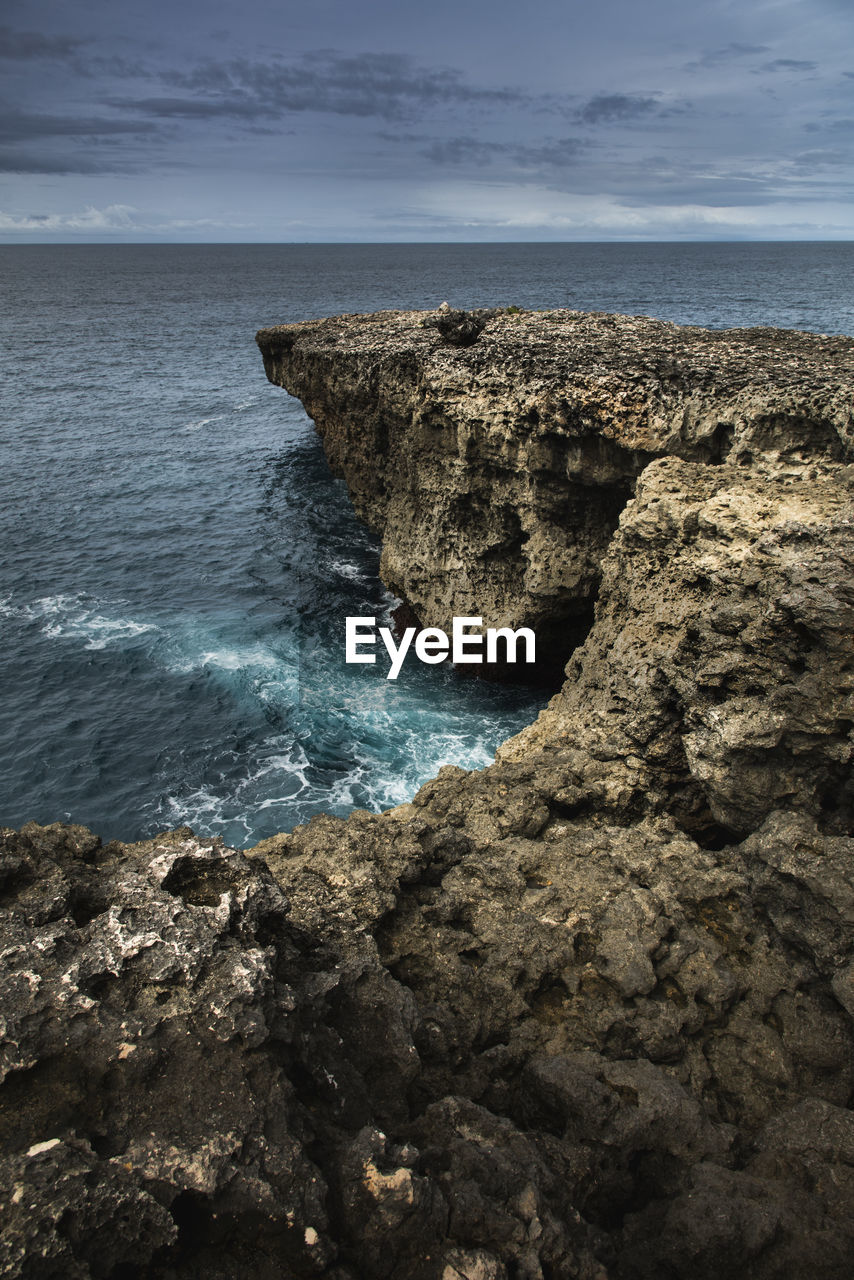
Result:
[248, 450, 854, 1276]
[0, 822, 607, 1278]
[257, 308, 854, 670]
[2, 311, 853, 1277]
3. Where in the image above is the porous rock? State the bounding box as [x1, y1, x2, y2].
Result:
[257, 307, 854, 669]
[2, 309, 854, 1277]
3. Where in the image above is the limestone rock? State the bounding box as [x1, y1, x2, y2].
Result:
[500, 456, 854, 840]
[257, 307, 854, 670]
[3, 310, 854, 1276]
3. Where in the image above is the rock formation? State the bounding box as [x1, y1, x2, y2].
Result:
[2, 309, 853, 1278]
[256, 308, 853, 671]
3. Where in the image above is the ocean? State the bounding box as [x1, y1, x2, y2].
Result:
[1, 241, 853, 847]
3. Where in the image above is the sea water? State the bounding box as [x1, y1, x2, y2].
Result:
[1, 242, 852, 846]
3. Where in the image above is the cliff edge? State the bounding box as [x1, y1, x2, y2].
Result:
[257, 307, 853, 669]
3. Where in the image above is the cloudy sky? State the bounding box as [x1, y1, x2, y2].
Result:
[1, 0, 852, 240]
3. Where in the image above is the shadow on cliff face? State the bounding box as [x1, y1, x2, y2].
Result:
[528, 602, 599, 686]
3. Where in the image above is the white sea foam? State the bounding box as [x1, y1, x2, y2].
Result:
[378, 590, 402, 628]
[257, 677, 300, 705]
[167, 646, 300, 705]
[151, 739, 315, 840]
[251, 745, 311, 781]
[156, 786, 253, 843]
[165, 639, 283, 675]
[181, 413, 226, 432]
[11, 594, 159, 650]
[144, 692, 524, 846]
[330, 558, 369, 583]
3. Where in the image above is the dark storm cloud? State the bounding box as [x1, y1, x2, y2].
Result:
[0, 23, 153, 79]
[0, 25, 82, 60]
[2, 0, 853, 241]
[83, 54, 155, 79]
[434, 135, 583, 164]
[106, 94, 266, 121]
[572, 93, 658, 125]
[404, 131, 587, 172]
[150, 50, 530, 123]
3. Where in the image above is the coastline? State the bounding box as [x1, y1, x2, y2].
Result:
[2, 307, 853, 1277]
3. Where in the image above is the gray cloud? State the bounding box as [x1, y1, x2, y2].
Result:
[84, 54, 155, 79]
[805, 116, 854, 133]
[0, 151, 127, 174]
[515, 136, 586, 167]
[2, 1, 851, 243]
[573, 93, 658, 125]
[791, 147, 851, 169]
[412, 132, 587, 172]
[761, 59, 817, 72]
[0, 106, 159, 173]
[685, 43, 768, 71]
[0, 108, 160, 144]
[151, 50, 530, 123]
[0, 26, 153, 82]
[106, 94, 266, 121]
[420, 137, 512, 166]
[0, 25, 83, 60]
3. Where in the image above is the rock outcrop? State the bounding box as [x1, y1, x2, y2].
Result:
[257, 308, 853, 671]
[2, 309, 853, 1278]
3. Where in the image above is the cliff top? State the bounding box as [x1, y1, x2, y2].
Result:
[257, 306, 854, 402]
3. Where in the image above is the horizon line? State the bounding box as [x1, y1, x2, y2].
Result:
[1, 236, 853, 247]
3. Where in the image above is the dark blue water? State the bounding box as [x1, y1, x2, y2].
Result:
[2, 242, 853, 846]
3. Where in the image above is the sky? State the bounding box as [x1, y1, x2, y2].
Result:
[1, 0, 852, 241]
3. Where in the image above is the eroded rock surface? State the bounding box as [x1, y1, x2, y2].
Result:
[244, 451, 854, 1276]
[2, 311, 853, 1277]
[257, 308, 854, 669]
[500, 456, 854, 841]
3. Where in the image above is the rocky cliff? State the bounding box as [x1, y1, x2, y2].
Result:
[257, 307, 853, 671]
[2, 310, 853, 1279]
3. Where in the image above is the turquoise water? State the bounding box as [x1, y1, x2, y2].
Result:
[1, 242, 853, 845]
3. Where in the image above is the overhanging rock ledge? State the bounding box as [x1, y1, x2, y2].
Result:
[257, 307, 854, 670]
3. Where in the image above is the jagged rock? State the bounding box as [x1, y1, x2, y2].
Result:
[424, 306, 497, 347]
[0, 823, 337, 1278]
[3, 310, 854, 1277]
[500, 456, 854, 839]
[0, 820, 614, 1279]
